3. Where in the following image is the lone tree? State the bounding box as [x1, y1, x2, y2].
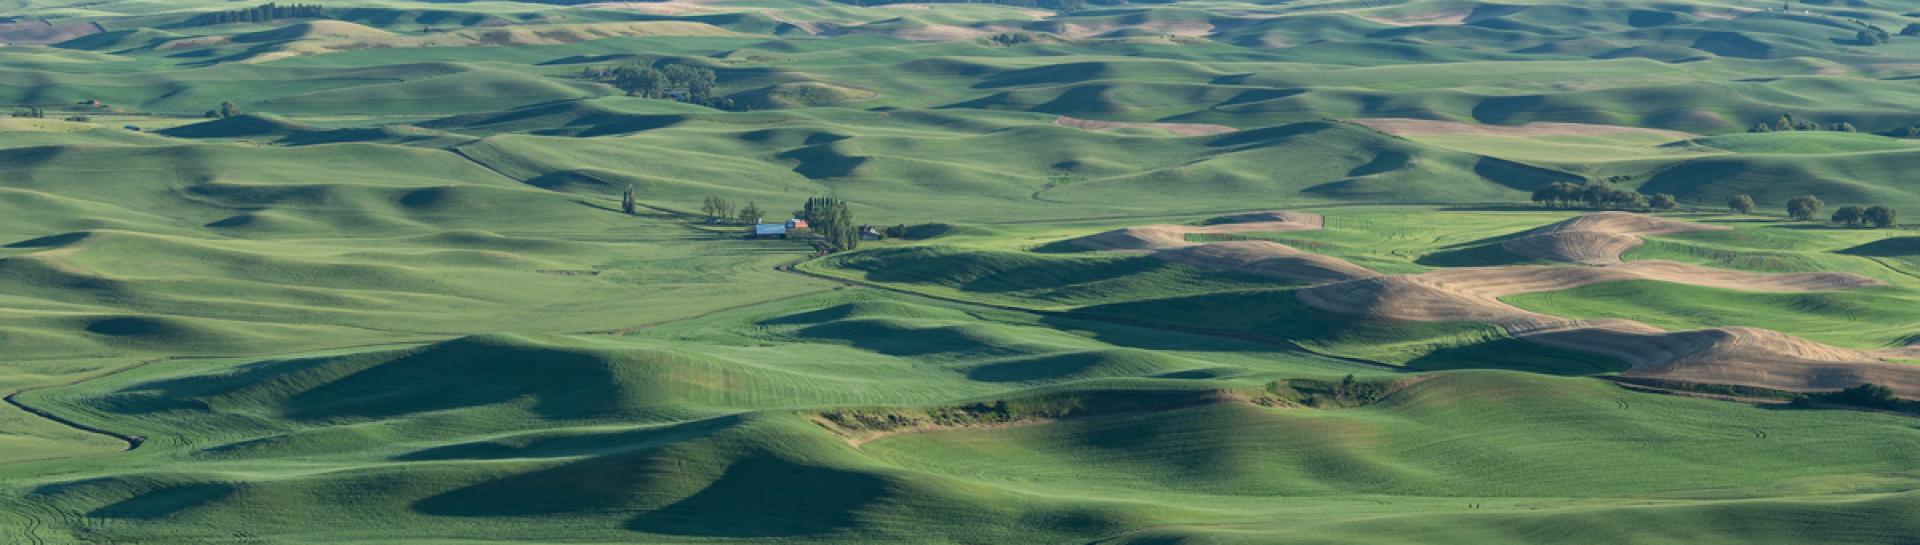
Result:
[218, 101, 242, 118]
[1728, 194, 1757, 214]
[621, 186, 637, 215]
[1787, 195, 1823, 221]
[1649, 193, 1678, 211]
[802, 196, 857, 253]
[1832, 205, 1865, 227]
[1865, 206, 1899, 228]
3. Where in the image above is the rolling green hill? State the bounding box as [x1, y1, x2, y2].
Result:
[5, 0, 1920, 542]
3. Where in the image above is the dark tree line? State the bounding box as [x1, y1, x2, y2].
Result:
[1730, 193, 1897, 228]
[1749, 113, 1855, 133]
[1530, 182, 1662, 210]
[581, 64, 732, 109]
[1793, 383, 1913, 413]
[191, 3, 328, 26]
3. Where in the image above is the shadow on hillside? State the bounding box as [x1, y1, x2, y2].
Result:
[394, 415, 742, 461]
[99, 338, 626, 421]
[1404, 338, 1630, 376]
[624, 454, 886, 537]
[86, 483, 239, 520]
[1840, 237, 1920, 257]
[413, 446, 886, 539]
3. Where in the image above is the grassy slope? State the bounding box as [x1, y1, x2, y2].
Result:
[5, 0, 1920, 542]
[12, 291, 1920, 543]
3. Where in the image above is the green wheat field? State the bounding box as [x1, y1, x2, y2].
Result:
[3, 0, 1920, 543]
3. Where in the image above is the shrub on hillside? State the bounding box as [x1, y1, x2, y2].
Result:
[1833, 205, 1865, 227]
[1865, 206, 1899, 228]
[206, 101, 242, 119]
[1728, 194, 1757, 214]
[1787, 195, 1823, 221]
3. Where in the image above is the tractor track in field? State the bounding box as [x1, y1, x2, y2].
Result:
[3, 389, 146, 452]
[15, 505, 45, 545]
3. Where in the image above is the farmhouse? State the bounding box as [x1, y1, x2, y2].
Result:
[748, 218, 813, 239]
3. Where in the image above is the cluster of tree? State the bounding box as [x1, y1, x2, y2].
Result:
[1831, 204, 1899, 228]
[204, 101, 242, 119]
[1847, 18, 1893, 45]
[1729, 194, 1898, 227]
[802, 196, 858, 253]
[1792, 383, 1914, 413]
[10, 107, 45, 118]
[1748, 113, 1854, 133]
[737, 202, 762, 225]
[1905, 23, 1920, 37]
[701, 195, 737, 223]
[190, 3, 328, 26]
[64, 116, 89, 122]
[1530, 182, 1667, 210]
[986, 33, 1037, 46]
[882, 224, 909, 238]
[581, 64, 732, 109]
